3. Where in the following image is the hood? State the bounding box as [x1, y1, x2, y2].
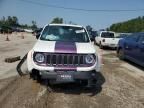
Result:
[33, 40, 56, 53]
[75, 43, 96, 54]
[33, 40, 96, 54]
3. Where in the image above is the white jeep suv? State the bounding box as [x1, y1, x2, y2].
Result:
[27, 24, 101, 87]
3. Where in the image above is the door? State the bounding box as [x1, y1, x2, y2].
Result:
[124, 35, 138, 58]
[137, 35, 144, 65]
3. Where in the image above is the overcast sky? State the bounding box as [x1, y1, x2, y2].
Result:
[0, 0, 144, 30]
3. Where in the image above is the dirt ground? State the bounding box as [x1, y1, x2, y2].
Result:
[0, 32, 36, 79]
[0, 33, 144, 108]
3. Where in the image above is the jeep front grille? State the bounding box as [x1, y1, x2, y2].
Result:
[46, 54, 85, 66]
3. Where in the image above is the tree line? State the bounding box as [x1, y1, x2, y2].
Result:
[0, 16, 96, 35]
[0, 16, 37, 30]
[108, 16, 144, 33]
[0, 16, 65, 30]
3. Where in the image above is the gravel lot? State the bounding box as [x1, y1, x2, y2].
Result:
[0, 33, 144, 108]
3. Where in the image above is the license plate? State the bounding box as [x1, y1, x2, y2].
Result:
[56, 72, 74, 82]
[110, 44, 116, 47]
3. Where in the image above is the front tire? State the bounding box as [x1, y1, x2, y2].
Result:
[99, 43, 103, 49]
[118, 49, 125, 60]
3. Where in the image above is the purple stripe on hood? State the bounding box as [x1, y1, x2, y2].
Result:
[55, 41, 77, 53]
[54, 41, 77, 71]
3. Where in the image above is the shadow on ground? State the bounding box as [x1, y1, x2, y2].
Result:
[124, 59, 144, 71]
[95, 44, 117, 50]
[38, 72, 105, 97]
[101, 47, 117, 51]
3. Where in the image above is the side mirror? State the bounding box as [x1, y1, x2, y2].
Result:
[36, 33, 40, 39]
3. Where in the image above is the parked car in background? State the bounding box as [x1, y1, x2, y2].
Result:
[88, 30, 98, 42]
[115, 34, 129, 43]
[116, 34, 128, 39]
[95, 31, 119, 49]
[11, 27, 25, 32]
[33, 28, 43, 36]
[24, 29, 33, 33]
[117, 32, 144, 67]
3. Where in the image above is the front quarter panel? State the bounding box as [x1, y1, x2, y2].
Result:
[27, 50, 34, 72]
[118, 38, 125, 49]
[95, 53, 101, 72]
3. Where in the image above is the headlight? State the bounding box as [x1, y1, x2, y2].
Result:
[85, 54, 95, 64]
[34, 53, 45, 63]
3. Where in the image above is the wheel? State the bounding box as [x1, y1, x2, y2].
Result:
[99, 43, 103, 49]
[94, 40, 97, 45]
[30, 70, 41, 81]
[118, 49, 125, 60]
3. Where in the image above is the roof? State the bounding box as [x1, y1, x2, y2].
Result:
[139, 32, 144, 34]
[100, 31, 115, 33]
[132, 32, 144, 35]
[47, 23, 83, 28]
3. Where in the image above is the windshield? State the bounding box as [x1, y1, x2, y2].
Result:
[116, 35, 127, 38]
[40, 25, 89, 42]
[101, 32, 114, 38]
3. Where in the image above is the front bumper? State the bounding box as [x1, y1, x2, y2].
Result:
[39, 70, 97, 81]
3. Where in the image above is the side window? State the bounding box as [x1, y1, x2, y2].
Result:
[41, 26, 49, 38]
[138, 35, 144, 43]
[132, 35, 139, 42]
[126, 34, 139, 42]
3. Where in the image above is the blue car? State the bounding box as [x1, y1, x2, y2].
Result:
[117, 32, 144, 67]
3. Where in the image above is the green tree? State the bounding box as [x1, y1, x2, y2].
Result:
[12, 16, 18, 26]
[108, 16, 144, 33]
[51, 17, 63, 24]
[0, 16, 19, 27]
[0, 16, 39, 31]
[31, 20, 37, 30]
